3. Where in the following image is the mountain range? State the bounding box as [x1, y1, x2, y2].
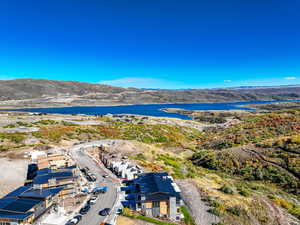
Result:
[0, 79, 299, 108]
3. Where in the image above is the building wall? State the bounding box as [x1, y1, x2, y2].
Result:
[169, 197, 177, 221]
[160, 201, 168, 215]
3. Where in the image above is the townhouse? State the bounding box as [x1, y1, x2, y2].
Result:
[125, 172, 183, 221]
[36, 153, 72, 170]
[32, 166, 79, 197]
[99, 147, 142, 180]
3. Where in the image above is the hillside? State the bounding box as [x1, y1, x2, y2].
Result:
[0, 79, 300, 108]
[0, 109, 300, 225]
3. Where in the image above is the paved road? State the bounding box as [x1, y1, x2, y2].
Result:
[70, 144, 119, 225]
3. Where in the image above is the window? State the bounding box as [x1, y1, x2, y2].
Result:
[0, 222, 12, 225]
[153, 201, 160, 207]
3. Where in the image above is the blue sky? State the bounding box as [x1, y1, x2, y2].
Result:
[0, 0, 299, 89]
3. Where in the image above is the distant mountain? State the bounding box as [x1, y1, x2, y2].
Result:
[229, 84, 300, 89]
[0, 79, 299, 108]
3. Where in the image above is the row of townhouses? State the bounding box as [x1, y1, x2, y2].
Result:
[98, 145, 143, 180]
[98, 145, 183, 221]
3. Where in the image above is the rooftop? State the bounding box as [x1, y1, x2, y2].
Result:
[0, 211, 34, 220]
[134, 172, 181, 201]
[36, 165, 76, 176]
[0, 197, 42, 213]
[4, 186, 31, 198]
[33, 171, 74, 184]
[4, 185, 63, 200]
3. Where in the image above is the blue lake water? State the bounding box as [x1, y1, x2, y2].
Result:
[7, 100, 300, 120]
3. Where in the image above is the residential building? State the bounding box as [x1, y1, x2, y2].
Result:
[111, 161, 142, 180]
[36, 153, 72, 170]
[99, 148, 142, 180]
[0, 186, 62, 224]
[126, 172, 183, 221]
[32, 166, 78, 197]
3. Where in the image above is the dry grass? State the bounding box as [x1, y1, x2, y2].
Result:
[116, 216, 153, 225]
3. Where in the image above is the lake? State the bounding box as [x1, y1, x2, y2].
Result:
[7, 100, 300, 120]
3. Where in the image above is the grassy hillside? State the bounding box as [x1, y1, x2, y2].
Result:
[0, 109, 300, 225]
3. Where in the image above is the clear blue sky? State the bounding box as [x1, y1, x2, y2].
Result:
[0, 0, 299, 89]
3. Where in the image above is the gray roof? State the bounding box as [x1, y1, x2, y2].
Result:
[134, 172, 181, 201]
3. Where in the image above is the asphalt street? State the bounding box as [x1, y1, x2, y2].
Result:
[70, 145, 119, 225]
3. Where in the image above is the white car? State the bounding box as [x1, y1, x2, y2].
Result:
[88, 196, 98, 205]
[65, 218, 79, 225]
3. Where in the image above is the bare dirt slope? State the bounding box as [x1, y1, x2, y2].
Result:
[176, 179, 220, 225]
[0, 158, 28, 197]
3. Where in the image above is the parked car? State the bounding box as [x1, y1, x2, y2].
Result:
[99, 208, 111, 216]
[73, 215, 82, 221]
[86, 175, 93, 182]
[65, 221, 74, 225]
[81, 188, 89, 193]
[79, 205, 91, 215]
[82, 167, 90, 174]
[92, 186, 107, 194]
[86, 173, 97, 182]
[88, 196, 98, 205]
[116, 208, 123, 215]
[90, 174, 97, 181]
[65, 217, 79, 225]
[125, 194, 135, 200]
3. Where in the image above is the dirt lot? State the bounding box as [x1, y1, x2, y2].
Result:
[0, 157, 28, 197]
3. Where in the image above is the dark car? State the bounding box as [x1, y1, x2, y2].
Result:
[86, 174, 96, 182]
[99, 208, 111, 216]
[116, 208, 123, 215]
[79, 205, 91, 215]
[73, 215, 82, 221]
[125, 194, 135, 200]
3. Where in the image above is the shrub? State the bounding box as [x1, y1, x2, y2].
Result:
[219, 184, 234, 194]
[4, 123, 16, 128]
[135, 153, 146, 161]
[208, 199, 221, 208]
[208, 208, 221, 216]
[181, 206, 196, 225]
[227, 206, 242, 216]
[238, 188, 251, 197]
[270, 196, 300, 219]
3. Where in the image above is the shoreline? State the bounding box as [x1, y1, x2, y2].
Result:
[1, 100, 299, 121]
